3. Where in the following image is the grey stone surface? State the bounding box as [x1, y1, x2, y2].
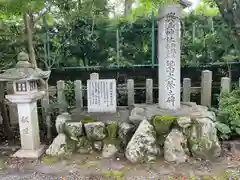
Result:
[177, 116, 192, 128]
[134, 103, 215, 121]
[84, 122, 106, 141]
[125, 120, 159, 163]
[164, 129, 189, 163]
[46, 133, 67, 156]
[189, 117, 221, 160]
[93, 141, 103, 152]
[55, 112, 72, 134]
[118, 122, 134, 146]
[129, 107, 146, 125]
[64, 122, 83, 141]
[71, 108, 130, 123]
[102, 144, 118, 159]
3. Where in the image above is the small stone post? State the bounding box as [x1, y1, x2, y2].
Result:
[6, 82, 18, 125]
[57, 80, 67, 112]
[146, 79, 153, 104]
[127, 79, 134, 107]
[158, 5, 181, 110]
[75, 80, 83, 109]
[221, 77, 231, 93]
[90, 73, 99, 80]
[201, 70, 212, 106]
[183, 78, 191, 102]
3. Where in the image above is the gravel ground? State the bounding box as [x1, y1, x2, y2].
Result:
[0, 142, 240, 180]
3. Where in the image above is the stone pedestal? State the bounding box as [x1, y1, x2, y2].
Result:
[158, 5, 181, 110]
[6, 92, 46, 158]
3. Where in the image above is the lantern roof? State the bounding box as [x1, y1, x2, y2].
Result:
[0, 52, 51, 81]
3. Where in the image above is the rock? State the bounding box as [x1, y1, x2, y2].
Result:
[129, 107, 146, 125]
[125, 120, 158, 163]
[76, 137, 92, 154]
[189, 117, 221, 160]
[84, 122, 106, 141]
[64, 122, 83, 141]
[93, 141, 103, 151]
[77, 147, 92, 154]
[55, 112, 72, 134]
[164, 129, 189, 163]
[118, 122, 134, 146]
[177, 116, 192, 128]
[46, 133, 67, 156]
[102, 144, 118, 158]
[152, 116, 176, 135]
[205, 111, 216, 122]
[195, 106, 216, 121]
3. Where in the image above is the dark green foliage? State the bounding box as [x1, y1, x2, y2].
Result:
[216, 88, 240, 140]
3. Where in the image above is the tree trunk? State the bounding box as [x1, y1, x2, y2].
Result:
[23, 13, 37, 68]
[0, 83, 13, 141]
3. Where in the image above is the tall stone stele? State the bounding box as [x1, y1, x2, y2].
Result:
[158, 5, 181, 110]
[0, 52, 51, 158]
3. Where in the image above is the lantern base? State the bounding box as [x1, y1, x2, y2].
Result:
[12, 145, 46, 159]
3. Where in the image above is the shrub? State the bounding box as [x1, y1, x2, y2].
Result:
[216, 89, 240, 140]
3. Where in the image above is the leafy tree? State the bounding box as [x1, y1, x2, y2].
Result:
[0, 0, 51, 68]
[213, 0, 240, 48]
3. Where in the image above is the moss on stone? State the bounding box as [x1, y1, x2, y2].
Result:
[106, 122, 118, 139]
[42, 155, 59, 164]
[151, 115, 177, 135]
[102, 170, 124, 179]
[80, 119, 95, 123]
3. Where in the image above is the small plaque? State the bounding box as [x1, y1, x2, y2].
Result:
[87, 79, 116, 113]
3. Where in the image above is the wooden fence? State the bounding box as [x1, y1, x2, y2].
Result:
[54, 70, 236, 112]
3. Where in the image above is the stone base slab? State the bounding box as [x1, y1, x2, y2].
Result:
[12, 145, 46, 159]
[134, 102, 214, 120]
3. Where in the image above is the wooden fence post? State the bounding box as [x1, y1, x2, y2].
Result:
[75, 80, 83, 110]
[146, 79, 153, 104]
[127, 79, 134, 107]
[183, 78, 191, 102]
[57, 80, 67, 113]
[221, 77, 231, 93]
[201, 70, 212, 106]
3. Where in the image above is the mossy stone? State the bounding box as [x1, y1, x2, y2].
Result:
[156, 134, 167, 147]
[77, 136, 91, 148]
[80, 119, 95, 123]
[106, 122, 118, 139]
[151, 115, 177, 135]
[66, 137, 77, 153]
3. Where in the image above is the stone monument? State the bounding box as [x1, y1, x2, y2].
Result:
[0, 52, 51, 158]
[158, 5, 181, 110]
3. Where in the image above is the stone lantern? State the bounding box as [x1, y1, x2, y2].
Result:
[0, 52, 51, 158]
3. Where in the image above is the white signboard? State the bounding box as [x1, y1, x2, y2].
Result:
[87, 79, 117, 113]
